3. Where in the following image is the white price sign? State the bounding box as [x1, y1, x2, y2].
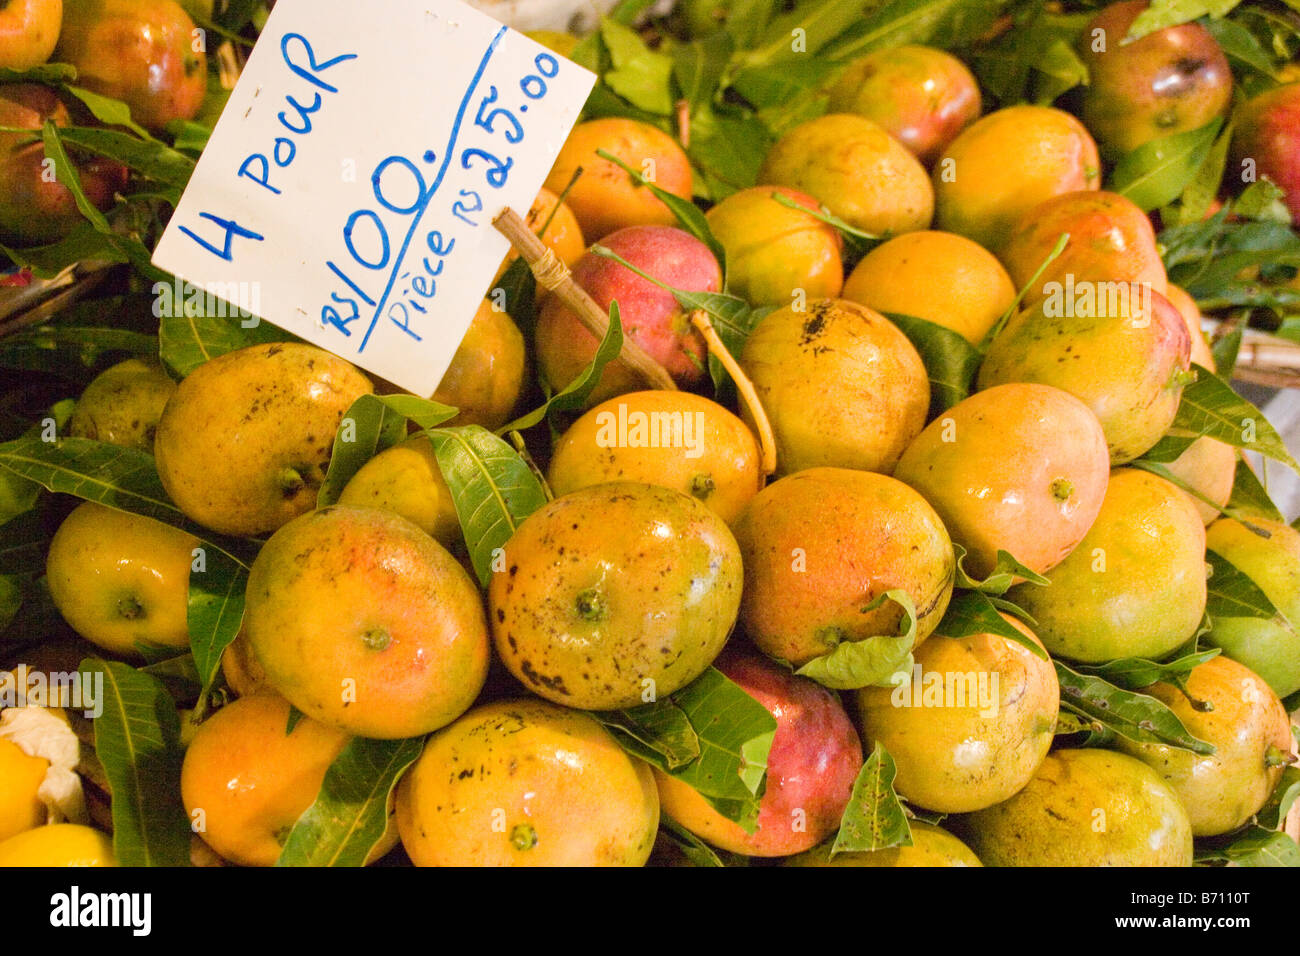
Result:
[153, 0, 594, 396]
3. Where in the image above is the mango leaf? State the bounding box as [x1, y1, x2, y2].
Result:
[40, 120, 110, 233]
[1197, 827, 1300, 867]
[972, 8, 1091, 107]
[498, 305, 623, 434]
[1257, 765, 1300, 830]
[674, 31, 734, 114]
[0, 574, 62, 652]
[1172, 119, 1233, 226]
[426, 425, 549, 586]
[1206, 548, 1290, 625]
[823, 0, 1012, 61]
[1074, 647, 1221, 691]
[795, 590, 918, 691]
[0, 63, 77, 83]
[744, 0, 876, 66]
[1211, 319, 1244, 379]
[730, 59, 840, 110]
[278, 736, 424, 867]
[489, 257, 537, 339]
[1125, 0, 1243, 40]
[187, 548, 247, 697]
[158, 309, 292, 379]
[0, 225, 133, 279]
[1204, 17, 1279, 78]
[316, 394, 457, 508]
[80, 659, 191, 867]
[1226, 458, 1285, 523]
[657, 817, 727, 867]
[936, 590, 1047, 659]
[167, 119, 212, 154]
[140, 652, 202, 703]
[64, 85, 155, 141]
[1055, 660, 1215, 754]
[598, 697, 701, 773]
[596, 149, 727, 272]
[1034, 38, 1089, 104]
[1111, 118, 1225, 212]
[0, 510, 48, 574]
[600, 19, 675, 116]
[951, 543, 1049, 595]
[1053, 710, 1117, 747]
[830, 743, 912, 856]
[0, 325, 156, 378]
[1140, 365, 1300, 472]
[54, 126, 195, 191]
[688, 110, 772, 201]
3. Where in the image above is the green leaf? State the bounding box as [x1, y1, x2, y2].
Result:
[600, 19, 676, 116]
[187, 548, 247, 696]
[1198, 827, 1300, 867]
[657, 816, 727, 867]
[64, 85, 155, 141]
[40, 120, 110, 233]
[1174, 119, 1233, 226]
[824, 0, 1012, 62]
[1204, 16, 1280, 77]
[1225, 458, 1285, 523]
[499, 305, 623, 434]
[1111, 118, 1225, 213]
[1210, 319, 1244, 377]
[54, 126, 195, 191]
[673, 31, 734, 113]
[0, 510, 48, 574]
[1053, 710, 1117, 747]
[687, 109, 773, 201]
[951, 544, 1049, 596]
[426, 426, 549, 587]
[158, 309, 292, 379]
[1206, 547, 1290, 626]
[1055, 660, 1216, 754]
[0, 325, 156, 378]
[598, 697, 702, 772]
[1125, 0, 1243, 41]
[277, 736, 423, 867]
[795, 590, 918, 691]
[746, 0, 877, 67]
[935, 590, 1048, 659]
[1140, 365, 1300, 472]
[140, 652, 202, 702]
[0, 63, 77, 84]
[0, 224, 133, 279]
[1034, 39, 1089, 105]
[1257, 765, 1300, 830]
[830, 743, 912, 855]
[1075, 647, 1221, 691]
[730, 59, 840, 110]
[488, 256, 537, 339]
[595, 149, 727, 271]
[80, 659, 191, 867]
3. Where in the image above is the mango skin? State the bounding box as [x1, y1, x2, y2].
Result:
[244, 506, 490, 740]
[396, 699, 659, 867]
[1010, 468, 1207, 664]
[1204, 517, 1300, 698]
[740, 299, 929, 475]
[489, 482, 743, 711]
[46, 501, 197, 658]
[68, 357, 176, 452]
[784, 822, 982, 867]
[704, 186, 843, 307]
[978, 290, 1190, 464]
[960, 748, 1194, 867]
[337, 437, 462, 553]
[827, 45, 981, 167]
[934, 105, 1100, 253]
[0, 823, 116, 867]
[491, 186, 585, 287]
[1117, 655, 1292, 836]
[1164, 435, 1235, 525]
[734, 468, 954, 667]
[1232, 83, 1300, 223]
[0, 0, 63, 70]
[547, 390, 763, 527]
[431, 299, 526, 431]
[856, 616, 1059, 814]
[655, 650, 863, 858]
[154, 343, 374, 538]
[893, 383, 1111, 578]
[758, 113, 934, 237]
[1080, 0, 1232, 155]
[57, 0, 207, 132]
[1000, 190, 1168, 306]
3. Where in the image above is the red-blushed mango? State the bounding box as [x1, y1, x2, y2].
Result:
[154, 343, 374, 538]
[1232, 83, 1300, 222]
[535, 225, 719, 404]
[704, 186, 843, 307]
[181, 693, 399, 867]
[431, 299, 526, 430]
[56, 0, 207, 131]
[46, 502, 197, 658]
[544, 117, 692, 241]
[740, 299, 929, 475]
[1204, 517, 1300, 698]
[547, 390, 763, 526]
[1008, 468, 1207, 663]
[827, 45, 981, 167]
[0, 0, 62, 69]
[977, 289, 1191, 464]
[785, 822, 982, 866]
[1117, 655, 1292, 836]
[655, 649, 862, 857]
[893, 384, 1110, 578]
[855, 615, 1059, 813]
[960, 748, 1194, 866]
[842, 230, 1016, 346]
[733, 468, 954, 667]
[488, 482, 742, 710]
[492, 186, 585, 287]
[758, 113, 933, 237]
[1080, 1, 1232, 155]
[934, 105, 1100, 253]
[337, 437, 463, 553]
[396, 699, 659, 866]
[1000, 190, 1167, 305]
[244, 506, 490, 740]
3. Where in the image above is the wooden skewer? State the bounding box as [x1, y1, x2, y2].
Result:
[689, 309, 778, 476]
[493, 207, 677, 392]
